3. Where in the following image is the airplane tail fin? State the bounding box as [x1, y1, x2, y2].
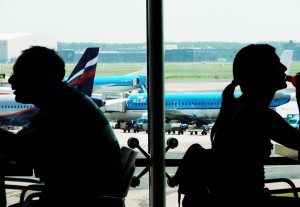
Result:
[125, 63, 147, 76]
[280, 50, 294, 76]
[125, 63, 148, 93]
[66, 47, 99, 97]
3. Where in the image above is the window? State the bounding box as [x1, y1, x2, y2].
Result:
[1, 1, 300, 206]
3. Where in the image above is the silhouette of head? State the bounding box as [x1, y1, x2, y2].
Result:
[8, 46, 65, 105]
[233, 44, 287, 95]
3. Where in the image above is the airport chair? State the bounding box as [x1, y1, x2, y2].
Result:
[7, 146, 138, 207]
[264, 178, 299, 197]
[118, 146, 138, 199]
[3, 164, 43, 207]
[96, 146, 138, 207]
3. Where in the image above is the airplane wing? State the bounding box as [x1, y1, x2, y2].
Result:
[94, 84, 117, 88]
[92, 93, 129, 106]
[104, 98, 130, 106]
[165, 109, 216, 123]
[165, 109, 196, 120]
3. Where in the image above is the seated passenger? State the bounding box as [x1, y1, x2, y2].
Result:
[0, 46, 124, 207]
[209, 44, 300, 206]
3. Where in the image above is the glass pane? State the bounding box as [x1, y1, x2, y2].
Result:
[1, 0, 300, 206]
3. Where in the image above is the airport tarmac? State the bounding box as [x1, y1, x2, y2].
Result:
[7, 126, 300, 207]
[5, 128, 211, 207]
[6, 127, 300, 207]
[114, 128, 212, 207]
[4, 80, 299, 207]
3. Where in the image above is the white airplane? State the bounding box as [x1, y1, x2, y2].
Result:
[0, 47, 102, 126]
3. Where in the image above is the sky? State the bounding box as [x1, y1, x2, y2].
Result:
[1, 0, 300, 43]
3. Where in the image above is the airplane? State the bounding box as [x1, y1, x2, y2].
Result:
[63, 63, 147, 94]
[102, 50, 294, 129]
[102, 92, 291, 124]
[95, 49, 292, 96]
[0, 47, 102, 127]
[0, 61, 147, 96]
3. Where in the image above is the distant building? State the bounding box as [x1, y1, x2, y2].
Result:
[0, 33, 57, 63]
[58, 49, 75, 63]
[165, 48, 237, 62]
[165, 44, 178, 50]
[98, 50, 146, 63]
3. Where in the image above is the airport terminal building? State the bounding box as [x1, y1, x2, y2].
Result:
[59, 42, 300, 63]
[1, 33, 299, 63]
[0, 33, 57, 63]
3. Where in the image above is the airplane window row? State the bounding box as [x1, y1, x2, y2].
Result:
[165, 102, 221, 106]
[128, 102, 222, 106]
[95, 81, 131, 85]
[96, 82, 114, 84]
[0, 105, 32, 109]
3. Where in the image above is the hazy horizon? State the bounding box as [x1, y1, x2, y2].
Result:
[1, 0, 300, 43]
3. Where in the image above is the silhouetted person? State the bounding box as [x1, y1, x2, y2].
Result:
[209, 44, 300, 206]
[0, 46, 124, 207]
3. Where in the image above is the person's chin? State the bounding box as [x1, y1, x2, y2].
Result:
[14, 97, 22, 103]
[14, 96, 27, 104]
[278, 82, 287, 90]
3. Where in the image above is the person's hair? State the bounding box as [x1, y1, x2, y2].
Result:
[13, 46, 65, 83]
[210, 81, 237, 142]
[233, 44, 276, 88]
[211, 44, 276, 142]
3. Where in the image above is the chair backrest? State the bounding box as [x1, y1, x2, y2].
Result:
[118, 146, 138, 198]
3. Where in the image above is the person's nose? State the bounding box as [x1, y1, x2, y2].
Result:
[8, 75, 16, 89]
[8, 75, 13, 84]
[280, 62, 287, 72]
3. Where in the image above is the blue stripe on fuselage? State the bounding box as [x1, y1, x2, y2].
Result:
[93, 76, 140, 87]
[126, 92, 291, 110]
[63, 75, 147, 87]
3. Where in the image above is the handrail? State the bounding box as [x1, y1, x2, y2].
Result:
[128, 137, 300, 189]
[265, 178, 298, 197]
[3, 137, 300, 206]
[134, 156, 300, 168]
[128, 137, 178, 188]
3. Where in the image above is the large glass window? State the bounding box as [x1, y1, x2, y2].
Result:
[1, 0, 300, 206]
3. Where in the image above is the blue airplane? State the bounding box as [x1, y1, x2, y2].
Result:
[102, 50, 294, 127]
[0, 47, 102, 127]
[95, 64, 147, 93]
[102, 92, 291, 125]
[63, 63, 147, 94]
